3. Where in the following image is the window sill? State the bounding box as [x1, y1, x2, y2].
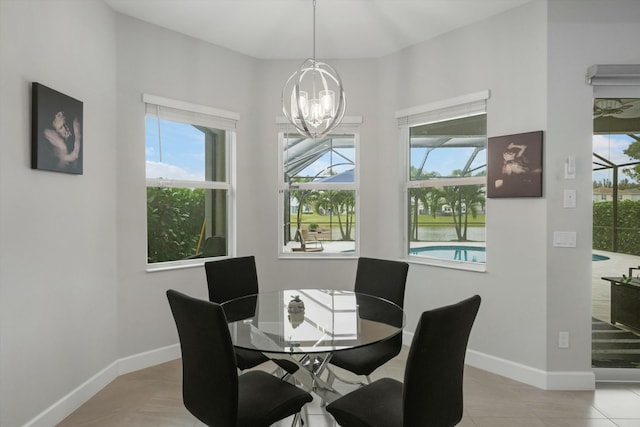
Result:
[146, 257, 218, 273]
[406, 256, 487, 272]
[278, 252, 358, 260]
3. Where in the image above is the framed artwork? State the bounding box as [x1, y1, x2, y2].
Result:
[487, 130, 543, 198]
[31, 82, 83, 174]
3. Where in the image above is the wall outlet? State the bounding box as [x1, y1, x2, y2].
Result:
[559, 331, 569, 348]
[563, 189, 576, 208]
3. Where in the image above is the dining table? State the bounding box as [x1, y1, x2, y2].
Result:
[221, 288, 405, 403]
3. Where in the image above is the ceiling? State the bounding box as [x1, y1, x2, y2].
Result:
[594, 98, 640, 134]
[104, 0, 532, 60]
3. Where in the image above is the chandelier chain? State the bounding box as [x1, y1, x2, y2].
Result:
[281, 0, 345, 139]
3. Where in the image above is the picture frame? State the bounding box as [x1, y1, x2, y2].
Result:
[31, 82, 83, 174]
[487, 130, 543, 198]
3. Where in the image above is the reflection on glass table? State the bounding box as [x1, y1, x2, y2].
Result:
[221, 289, 405, 403]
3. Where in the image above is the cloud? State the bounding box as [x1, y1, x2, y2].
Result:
[146, 161, 204, 181]
[593, 135, 634, 164]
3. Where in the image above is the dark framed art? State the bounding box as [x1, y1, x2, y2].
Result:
[487, 130, 543, 198]
[31, 82, 83, 174]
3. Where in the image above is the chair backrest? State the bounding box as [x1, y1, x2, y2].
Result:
[354, 257, 409, 307]
[403, 295, 481, 427]
[166, 289, 238, 427]
[204, 256, 258, 304]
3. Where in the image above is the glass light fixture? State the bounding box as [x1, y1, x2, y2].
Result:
[282, 0, 346, 139]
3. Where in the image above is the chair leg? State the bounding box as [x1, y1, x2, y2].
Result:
[325, 365, 368, 387]
[290, 413, 300, 427]
[290, 406, 308, 427]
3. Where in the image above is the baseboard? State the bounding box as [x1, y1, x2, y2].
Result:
[117, 343, 181, 376]
[23, 344, 181, 427]
[594, 368, 640, 382]
[465, 349, 595, 390]
[403, 331, 596, 391]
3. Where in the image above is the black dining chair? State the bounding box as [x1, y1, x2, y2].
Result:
[326, 295, 481, 427]
[326, 257, 409, 386]
[204, 256, 271, 371]
[205, 256, 298, 375]
[166, 289, 313, 427]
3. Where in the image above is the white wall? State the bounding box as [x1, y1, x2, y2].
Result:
[114, 14, 262, 358]
[546, 0, 640, 373]
[377, 1, 554, 387]
[3, 0, 640, 425]
[0, 1, 118, 426]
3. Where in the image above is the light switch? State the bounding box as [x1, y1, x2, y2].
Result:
[564, 189, 576, 208]
[565, 156, 576, 179]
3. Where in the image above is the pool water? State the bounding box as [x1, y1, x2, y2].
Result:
[410, 245, 610, 263]
[410, 245, 486, 263]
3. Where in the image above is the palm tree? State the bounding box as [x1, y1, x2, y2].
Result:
[408, 168, 441, 241]
[439, 184, 485, 241]
[315, 190, 355, 240]
[409, 187, 442, 241]
[289, 187, 314, 241]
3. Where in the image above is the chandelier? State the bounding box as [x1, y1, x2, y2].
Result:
[282, 0, 346, 139]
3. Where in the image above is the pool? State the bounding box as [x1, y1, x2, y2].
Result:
[410, 245, 486, 263]
[410, 245, 610, 263]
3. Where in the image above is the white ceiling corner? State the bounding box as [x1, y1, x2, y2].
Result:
[103, 0, 533, 60]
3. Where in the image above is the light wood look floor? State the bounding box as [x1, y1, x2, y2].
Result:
[58, 347, 640, 427]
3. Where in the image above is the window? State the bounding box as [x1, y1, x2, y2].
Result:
[278, 119, 361, 257]
[398, 91, 488, 269]
[144, 94, 237, 269]
[592, 100, 640, 256]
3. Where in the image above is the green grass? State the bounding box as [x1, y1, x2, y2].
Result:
[413, 213, 486, 227]
[293, 214, 354, 227]
[293, 213, 485, 228]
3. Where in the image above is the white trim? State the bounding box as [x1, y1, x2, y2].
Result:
[23, 345, 181, 427]
[142, 93, 239, 121]
[400, 334, 595, 390]
[146, 258, 206, 273]
[288, 182, 356, 191]
[406, 256, 487, 273]
[117, 344, 181, 375]
[145, 178, 231, 190]
[465, 349, 595, 390]
[395, 90, 490, 120]
[586, 64, 640, 86]
[276, 115, 363, 125]
[407, 175, 486, 188]
[594, 368, 640, 383]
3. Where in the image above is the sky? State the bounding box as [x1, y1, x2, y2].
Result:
[145, 117, 206, 181]
[592, 134, 639, 184]
[145, 118, 638, 185]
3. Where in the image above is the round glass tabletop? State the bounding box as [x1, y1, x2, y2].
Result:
[222, 289, 405, 355]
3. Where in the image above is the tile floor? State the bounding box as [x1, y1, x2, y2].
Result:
[58, 348, 640, 427]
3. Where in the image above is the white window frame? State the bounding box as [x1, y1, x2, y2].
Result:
[397, 91, 489, 272]
[277, 117, 362, 259]
[143, 94, 237, 272]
